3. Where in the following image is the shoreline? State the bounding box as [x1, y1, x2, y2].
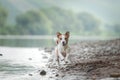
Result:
[0, 38, 120, 80]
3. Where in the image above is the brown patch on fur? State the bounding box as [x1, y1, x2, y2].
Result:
[56, 31, 70, 45]
[56, 32, 61, 38]
[65, 31, 70, 38]
[56, 32, 62, 44]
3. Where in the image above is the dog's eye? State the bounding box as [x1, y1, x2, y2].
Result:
[60, 38, 62, 40]
[65, 38, 67, 40]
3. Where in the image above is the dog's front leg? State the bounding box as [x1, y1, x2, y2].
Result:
[65, 53, 70, 64]
[58, 51, 67, 66]
[52, 50, 60, 67]
[58, 51, 64, 61]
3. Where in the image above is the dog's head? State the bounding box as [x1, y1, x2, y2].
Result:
[56, 31, 70, 46]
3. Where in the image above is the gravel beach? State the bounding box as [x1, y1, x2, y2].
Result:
[46, 39, 120, 80]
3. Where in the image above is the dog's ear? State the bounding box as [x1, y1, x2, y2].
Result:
[65, 31, 70, 38]
[56, 32, 61, 38]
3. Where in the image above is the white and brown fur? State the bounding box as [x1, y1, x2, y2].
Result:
[51, 31, 70, 66]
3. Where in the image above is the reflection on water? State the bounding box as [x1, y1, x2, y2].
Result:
[0, 39, 77, 47]
[0, 39, 54, 47]
[0, 47, 51, 80]
[0, 35, 118, 47]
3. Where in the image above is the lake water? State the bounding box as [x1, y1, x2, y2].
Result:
[0, 39, 54, 47]
[0, 35, 78, 47]
[0, 47, 52, 80]
[0, 35, 117, 47]
[0, 36, 85, 80]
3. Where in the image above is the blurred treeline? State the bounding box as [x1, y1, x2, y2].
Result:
[0, 5, 120, 36]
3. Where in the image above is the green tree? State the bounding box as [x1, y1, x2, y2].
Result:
[16, 10, 52, 35]
[41, 7, 78, 34]
[0, 6, 8, 27]
[77, 12, 101, 35]
[0, 6, 8, 34]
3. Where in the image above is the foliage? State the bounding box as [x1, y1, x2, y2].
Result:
[0, 6, 8, 34]
[16, 11, 52, 35]
[0, 5, 120, 37]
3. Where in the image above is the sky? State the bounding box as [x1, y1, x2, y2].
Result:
[52, 0, 120, 24]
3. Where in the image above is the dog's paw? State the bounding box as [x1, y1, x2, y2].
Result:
[65, 60, 71, 65]
[60, 60, 66, 65]
[65, 61, 68, 64]
[61, 59, 64, 61]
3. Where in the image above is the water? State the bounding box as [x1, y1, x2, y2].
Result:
[0, 39, 54, 47]
[0, 36, 77, 80]
[0, 47, 51, 80]
[0, 35, 118, 47]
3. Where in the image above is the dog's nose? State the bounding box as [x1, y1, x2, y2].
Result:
[62, 42, 66, 46]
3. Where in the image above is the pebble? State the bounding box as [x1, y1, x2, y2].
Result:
[49, 76, 53, 78]
[40, 70, 46, 76]
[110, 73, 120, 78]
[0, 54, 3, 56]
[28, 58, 32, 60]
[42, 56, 48, 59]
[28, 73, 33, 76]
[44, 47, 53, 52]
[55, 74, 59, 77]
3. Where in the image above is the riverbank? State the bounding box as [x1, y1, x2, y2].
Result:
[0, 38, 120, 80]
[45, 38, 120, 80]
[71, 39, 120, 80]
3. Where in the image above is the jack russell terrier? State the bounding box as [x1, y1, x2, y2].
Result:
[50, 31, 71, 67]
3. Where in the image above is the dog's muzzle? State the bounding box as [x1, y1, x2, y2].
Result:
[62, 42, 66, 46]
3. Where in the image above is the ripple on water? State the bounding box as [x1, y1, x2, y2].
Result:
[0, 47, 51, 80]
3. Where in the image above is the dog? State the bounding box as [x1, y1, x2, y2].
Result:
[50, 31, 71, 67]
